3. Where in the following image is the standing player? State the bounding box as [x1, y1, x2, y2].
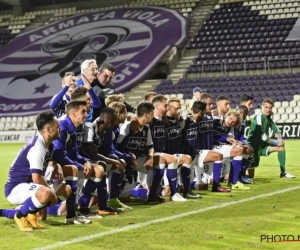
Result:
[247, 98, 295, 179]
[4, 111, 69, 231]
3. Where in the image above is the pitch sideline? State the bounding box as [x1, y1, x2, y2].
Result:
[32, 185, 300, 250]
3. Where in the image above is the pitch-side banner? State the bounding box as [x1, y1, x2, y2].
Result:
[244, 123, 300, 139]
[0, 7, 188, 116]
[286, 15, 300, 41]
[0, 130, 37, 143]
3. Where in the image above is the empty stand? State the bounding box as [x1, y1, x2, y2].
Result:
[154, 72, 300, 120]
[186, 1, 300, 72]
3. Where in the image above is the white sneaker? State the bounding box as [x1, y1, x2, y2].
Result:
[171, 193, 187, 202]
[280, 172, 295, 178]
[65, 216, 92, 224]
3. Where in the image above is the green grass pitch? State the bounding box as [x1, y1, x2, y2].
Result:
[0, 142, 300, 250]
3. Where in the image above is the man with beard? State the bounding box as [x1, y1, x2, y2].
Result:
[87, 62, 136, 120]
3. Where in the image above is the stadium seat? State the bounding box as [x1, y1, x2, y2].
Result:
[274, 102, 281, 108]
[281, 101, 289, 108]
[273, 113, 281, 122]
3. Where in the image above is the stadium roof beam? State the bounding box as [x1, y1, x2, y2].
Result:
[0, 0, 20, 6]
[0, 0, 30, 15]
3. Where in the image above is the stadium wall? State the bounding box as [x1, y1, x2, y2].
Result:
[0, 130, 36, 143]
[244, 123, 300, 140]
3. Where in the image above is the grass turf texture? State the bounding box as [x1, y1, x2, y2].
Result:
[0, 142, 299, 250]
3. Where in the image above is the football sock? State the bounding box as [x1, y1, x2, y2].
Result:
[19, 195, 45, 217]
[241, 156, 250, 176]
[180, 166, 191, 197]
[97, 175, 108, 211]
[212, 161, 222, 188]
[0, 209, 19, 219]
[278, 150, 286, 173]
[148, 164, 165, 199]
[166, 163, 177, 196]
[231, 156, 243, 184]
[78, 178, 96, 209]
[47, 203, 62, 216]
[65, 178, 78, 219]
[110, 172, 122, 199]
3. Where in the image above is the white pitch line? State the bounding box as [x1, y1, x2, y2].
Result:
[33, 185, 300, 250]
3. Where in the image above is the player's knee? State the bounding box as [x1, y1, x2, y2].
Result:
[244, 147, 252, 155]
[182, 155, 192, 164]
[36, 187, 57, 204]
[215, 152, 223, 161]
[65, 184, 72, 198]
[155, 155, 166, 164]
[71, 165, 78, 176]
[94, 165, 104, 179]
[233, 147, 243, 156]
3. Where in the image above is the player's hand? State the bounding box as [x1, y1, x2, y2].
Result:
[277, 140, 285, 146]
[144, 156, 153, 170]
[82, 77, 91, 90]
[130, 120, 139, 133]
[83, 162, 92, 177]
[227, 137, 237, 145]
[129, 153, 137, 170]
[115, 160, 125, 172]
[64, 75, 73, 87]
[56, 164, 64, 184]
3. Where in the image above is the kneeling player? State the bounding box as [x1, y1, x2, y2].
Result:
[247, 98, 295, 179]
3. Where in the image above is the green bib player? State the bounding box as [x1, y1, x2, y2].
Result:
[247, 98, 295, 179]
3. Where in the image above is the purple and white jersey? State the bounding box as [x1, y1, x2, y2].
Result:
[196, 114, 215, 150]
[49, 86, 70, 118]
[117, 121, 153, 159]
[4, 133, 53, 197]
[213, 116, 233, 145]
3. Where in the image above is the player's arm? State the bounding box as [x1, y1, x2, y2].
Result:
[254, 115, 279, 146]
[27, 145, 49, 187]
[108, 131, 132, 164]
[117, 122, 131, 151]
[49, 87, 69, 110]
[270, 120, 284, 145]
[87, 88, 101, 108]
[144, 128, 154, 169]
[53, 128, 84, 170]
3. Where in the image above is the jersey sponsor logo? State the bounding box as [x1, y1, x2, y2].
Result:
[153, 125, 165, 138]
[0, 8, 187, 116]
[186, 128, 197, 140]
[127, 137, 140, 150]
[166, 125, 180, 139]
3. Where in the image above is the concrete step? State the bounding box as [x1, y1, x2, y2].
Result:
[128, 95, 143, 100]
